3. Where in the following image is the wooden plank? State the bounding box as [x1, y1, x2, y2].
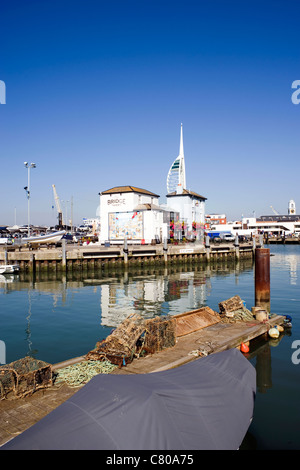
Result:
[174, 307, 220, 337]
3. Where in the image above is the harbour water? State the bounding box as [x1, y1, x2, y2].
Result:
[0, 244, 299, 449]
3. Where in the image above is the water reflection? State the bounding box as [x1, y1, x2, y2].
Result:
[99, 269, 209, 327]
[270, 248, 300, 286]
[0, 258, 254, 364]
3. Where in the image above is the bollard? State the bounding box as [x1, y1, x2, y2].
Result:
[255, 248, 270, 312]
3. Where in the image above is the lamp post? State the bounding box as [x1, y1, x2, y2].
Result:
[24, 162, 36, 237]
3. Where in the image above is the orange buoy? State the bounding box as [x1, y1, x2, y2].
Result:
[240, 342, 249, 353]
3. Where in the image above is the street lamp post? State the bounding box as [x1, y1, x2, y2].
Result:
[24, 162, 36, 237]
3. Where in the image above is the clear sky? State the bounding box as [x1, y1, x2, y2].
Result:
[1, 0, 300, 227]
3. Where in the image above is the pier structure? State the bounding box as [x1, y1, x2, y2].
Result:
[0, 239, 256, 273]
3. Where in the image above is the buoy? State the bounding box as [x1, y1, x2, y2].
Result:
[268, 327, 280, 339]
[277, 325, 284, 333]
[240, 342, 249, 353]
[256, 310, 268, 322]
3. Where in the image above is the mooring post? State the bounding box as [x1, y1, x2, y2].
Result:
[255, 247, 270, 312]
[163, 237, 168, 263]
[29, 253, 36, 274]
[234, 235, 240, 260]
[205, 235, 210, 261]
[123, 237, 128, 265]
[62, 239, 67, 271]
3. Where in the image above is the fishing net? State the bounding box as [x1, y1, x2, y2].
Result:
[0, 356, 52, 400]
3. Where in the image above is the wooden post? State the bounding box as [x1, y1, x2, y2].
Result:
[62, 239, 67, 271]
[255, 248, 270, 312]
[123, 237, 128, 266]
[234, 235, 240, 260]
[163, 237, 168, 264]
[205, 235, 210, 261]
[29, 253, 36, 274]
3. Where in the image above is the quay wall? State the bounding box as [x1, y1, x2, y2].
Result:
[0, 241, 255, 273]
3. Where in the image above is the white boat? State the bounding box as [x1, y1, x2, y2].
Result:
[22, 230, 66, 245]
[0, 264, 20, 274]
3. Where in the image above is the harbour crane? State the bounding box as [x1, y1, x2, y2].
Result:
[270, 205, 279, 215]
[52, 184, 64, 227]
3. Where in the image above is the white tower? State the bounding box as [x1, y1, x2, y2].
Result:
[288, 199, 296, 215]
[167, 124, 186, 194]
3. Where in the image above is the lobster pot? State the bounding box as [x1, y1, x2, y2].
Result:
[85, 314, 146, 367]
[0, 357, 52, 399]
[144, 316, 176, 354]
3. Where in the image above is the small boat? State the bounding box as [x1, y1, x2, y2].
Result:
[21, 230, 66, 245]
[0, 264, 20, 274]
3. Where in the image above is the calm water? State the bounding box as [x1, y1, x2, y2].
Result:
[1, 245, 300, 449]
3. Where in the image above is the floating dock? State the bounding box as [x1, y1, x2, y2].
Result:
[0, 302, 285, 447]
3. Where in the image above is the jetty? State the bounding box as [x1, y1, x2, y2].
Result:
[0, 239, 256, 273]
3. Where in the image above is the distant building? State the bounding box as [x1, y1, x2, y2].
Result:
[165, 125, 207, 239]
[288, 199, 296, 215]
[245, 214, 300, 235]
[205, 214, 227, 229]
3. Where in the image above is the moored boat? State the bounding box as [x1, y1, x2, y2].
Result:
[0, 264, 20, 274]
[21, 230, 66, 245]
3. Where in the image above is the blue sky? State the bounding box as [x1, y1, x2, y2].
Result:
[1, 0, 300, 226]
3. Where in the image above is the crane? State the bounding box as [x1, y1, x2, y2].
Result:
[270, 205, 279, 215]
[52, 184, 64, 227]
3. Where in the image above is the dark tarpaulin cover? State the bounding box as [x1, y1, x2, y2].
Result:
[1, 349, 256, 450]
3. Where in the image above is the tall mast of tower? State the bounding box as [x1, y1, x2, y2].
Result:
[167, 123, 187, 193]
[179, 123, 186, 189]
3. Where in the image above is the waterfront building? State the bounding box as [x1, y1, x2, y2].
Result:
[244, 214, 300, 236]
[98, 125, 207, 244]
[166, 189, 206, 239]
[99, 186, 164, 244]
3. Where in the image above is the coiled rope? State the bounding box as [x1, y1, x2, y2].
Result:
[54, 360, 117, 388]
